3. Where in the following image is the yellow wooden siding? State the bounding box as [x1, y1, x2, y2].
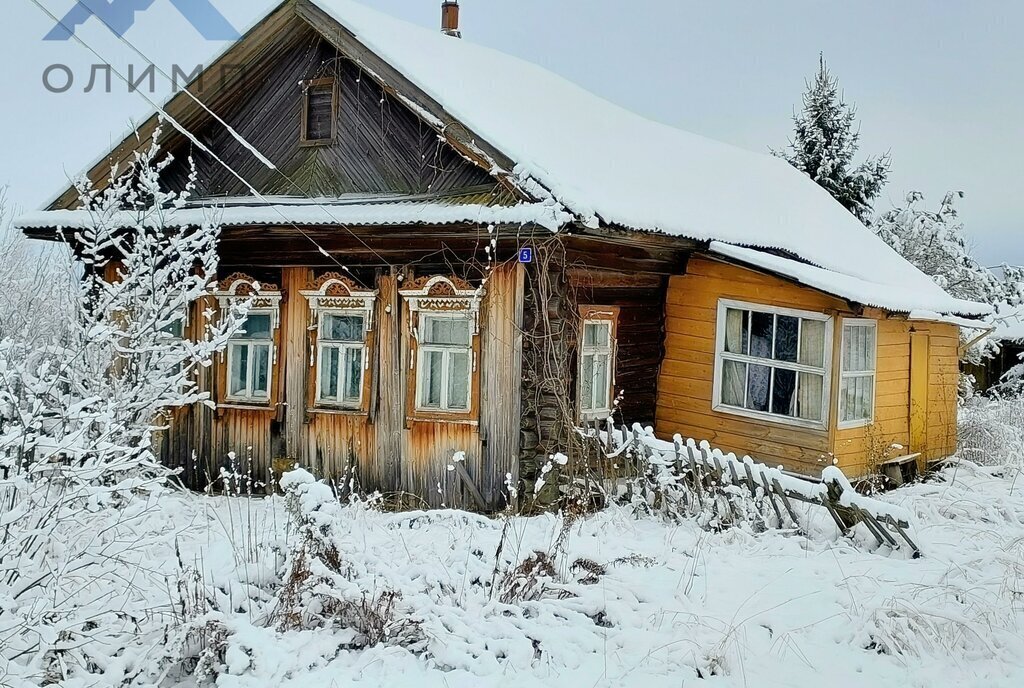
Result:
[656, 256, 962, 478]
[833, 318, 913, 477]
[656, 257, 844, 474]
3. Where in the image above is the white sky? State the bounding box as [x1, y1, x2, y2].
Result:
[1, 0, 1021, 265]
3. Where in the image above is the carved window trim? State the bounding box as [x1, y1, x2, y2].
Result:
[300, 273, 378, 413]
[400, 276, 485, 423]
[214, 273, 283, 408]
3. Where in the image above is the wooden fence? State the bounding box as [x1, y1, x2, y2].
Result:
[580, 421, 921, 557]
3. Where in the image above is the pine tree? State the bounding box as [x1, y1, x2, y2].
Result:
[775, 55, 891, 224]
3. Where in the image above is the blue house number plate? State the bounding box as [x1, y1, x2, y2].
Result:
[519, 247, 533, 264]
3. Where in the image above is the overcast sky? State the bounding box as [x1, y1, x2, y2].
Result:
[1, 0, 1021, 265]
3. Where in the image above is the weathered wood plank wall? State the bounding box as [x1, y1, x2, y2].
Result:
[160, 20, 497, 199]
[159, 260, 523, 509]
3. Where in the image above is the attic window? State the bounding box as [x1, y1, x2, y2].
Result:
[301, 78, 337, 145]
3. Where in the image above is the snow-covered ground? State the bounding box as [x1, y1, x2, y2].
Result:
[5, 458, 1023, 687]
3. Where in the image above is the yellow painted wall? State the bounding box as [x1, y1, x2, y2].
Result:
[655, 256, 961, 478]
[831, 319, 959, 476]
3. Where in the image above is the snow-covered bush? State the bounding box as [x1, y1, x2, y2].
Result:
[1, 130, 247, 475]
[0, 130, 248, 685]
[274, 469, 425, 650]
[958, 394, 1024, 467]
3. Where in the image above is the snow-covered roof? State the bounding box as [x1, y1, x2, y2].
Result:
[18, 0, 990, 319]
[709, 243, 989, 318]
[302, 1, 990, 318]
[15, 197, 569, 232]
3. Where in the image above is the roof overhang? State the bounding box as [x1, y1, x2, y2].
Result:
[707, 241, 992, 322]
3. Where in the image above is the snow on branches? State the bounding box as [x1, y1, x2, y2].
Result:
[1, 127, 248, 474]
[873, 190, 1023, 310]
[774, 55, 891, 225]
[0, 127, 248, 684]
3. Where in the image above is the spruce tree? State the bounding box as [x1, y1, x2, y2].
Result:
[775, 55, 891, 224]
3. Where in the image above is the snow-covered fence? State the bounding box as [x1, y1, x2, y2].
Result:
[580, 421, 920, 557]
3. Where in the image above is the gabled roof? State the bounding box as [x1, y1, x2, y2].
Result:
[17, 0, 991, 319]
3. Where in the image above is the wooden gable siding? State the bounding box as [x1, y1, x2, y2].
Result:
[159, 261, 523, 509]
[655, 256, 961, 477]
[159, 21, 496, 199]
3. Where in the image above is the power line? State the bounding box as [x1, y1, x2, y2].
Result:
[26, 0, 395, 276]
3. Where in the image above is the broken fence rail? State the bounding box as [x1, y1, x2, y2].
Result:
[583, 421, 921, 557]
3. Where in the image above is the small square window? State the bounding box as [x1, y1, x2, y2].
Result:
[301, 78, 336, 145]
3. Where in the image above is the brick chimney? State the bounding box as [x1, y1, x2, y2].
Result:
[441, 1, 461, 38]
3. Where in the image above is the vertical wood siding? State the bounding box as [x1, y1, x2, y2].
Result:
[478, 263, 526, 503]
[162, 263, 522, 509]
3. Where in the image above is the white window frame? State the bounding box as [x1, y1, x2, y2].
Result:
[415, 311, 475, 413]
[225, 309, 275, 404]
[712, 299, 834, 430]
[579, 318, 616, 420]
[315, 310, 369, 409]
[837, 318, 877, 429]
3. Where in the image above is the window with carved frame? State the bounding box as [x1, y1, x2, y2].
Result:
[300, 273, 378, 412]
[400, 276, 484, 421]
[215, 274, 282, 407]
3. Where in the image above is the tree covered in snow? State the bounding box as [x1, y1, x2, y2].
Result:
[775, 55, 891, 224]
[0, 130, 249, 682]
[872, 190, 1024, 309]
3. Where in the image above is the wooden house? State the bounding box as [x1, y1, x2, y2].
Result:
[17, 0, 990, 507]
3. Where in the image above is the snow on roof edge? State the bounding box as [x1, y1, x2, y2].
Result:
[710, 241, 992, 319]
[15, 201, 571, 232]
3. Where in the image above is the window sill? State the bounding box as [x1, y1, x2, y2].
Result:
[712, 402, 828, 433]
[218, 402, 275, 412]
[299, 138, 334, 148]
[408, 413, 478, 426]
[837, 418, 874, 431]
[580, 410, 613, 423]
[309, 407, 368, 417]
